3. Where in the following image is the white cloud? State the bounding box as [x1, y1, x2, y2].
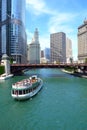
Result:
[48, 12, 78, 34]
[26, 0, 53, 15]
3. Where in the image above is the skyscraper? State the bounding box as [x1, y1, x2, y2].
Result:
[44, 48, 50, 61]
[66, 37, 73, 63]
[78, 20, 87, 63]
[28, 28, 40, 64]
[50, 32, 66, 63]
[0, 0, 27, 63]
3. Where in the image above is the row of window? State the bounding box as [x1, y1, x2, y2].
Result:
[12, 85, 39, 95]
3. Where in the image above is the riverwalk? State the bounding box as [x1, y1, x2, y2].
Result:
[62, 69, 87, 78]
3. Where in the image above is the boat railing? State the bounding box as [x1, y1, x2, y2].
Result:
[12, 77, 39, 88]
[12, 80, 32, 87]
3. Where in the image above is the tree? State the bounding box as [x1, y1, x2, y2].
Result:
[10, 57, 13, 64]
[85, 58, 87, 63]
[69, 57, 73, 63]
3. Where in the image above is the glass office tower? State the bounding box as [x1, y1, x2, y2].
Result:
[0, 0, 27, 63]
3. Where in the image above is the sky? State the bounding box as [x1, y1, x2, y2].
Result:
[25, 0, 87, 61]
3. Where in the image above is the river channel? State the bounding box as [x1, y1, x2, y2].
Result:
[0, 68, 87, 130]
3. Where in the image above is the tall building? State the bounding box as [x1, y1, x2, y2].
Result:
[66, 37, 73, 63]
[28, 28, 40, 64]
[41, 50, 44, 58]
[0, 0, 27, 63]
[78, 20, 87, 63]
[50, 32, 66, 63]
[44, 48, 50, 61]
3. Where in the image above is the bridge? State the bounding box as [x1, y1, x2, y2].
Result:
[11, 63, 87, 74]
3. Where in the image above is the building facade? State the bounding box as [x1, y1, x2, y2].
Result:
[66, 37, 73, 63]
[0, 0, 27, 63]
[78, 20, 87, 63]
[44, 48, 50, 61]
[28, 28, 40, 64]
[50, 32, 66, 63]
[41, 50, 44, 58]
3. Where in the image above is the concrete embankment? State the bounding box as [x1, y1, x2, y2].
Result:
[61, 69, 74, 74]
[62, 69, 87, 79]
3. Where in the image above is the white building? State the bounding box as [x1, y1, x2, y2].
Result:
[1, 54, 10, 75]
[78, 20, 87, 63]
[66, 37, 73, 63]
[28, 28, 40, 64]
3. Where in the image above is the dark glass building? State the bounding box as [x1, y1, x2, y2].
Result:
[0, 0, 27, 63]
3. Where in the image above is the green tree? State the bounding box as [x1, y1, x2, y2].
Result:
[85, 58, 87, 63]
[0, 66, 5, 75]
[10, 57, 13, 64]
[70, 57, 73, 63]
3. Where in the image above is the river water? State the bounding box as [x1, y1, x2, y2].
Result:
[0, 68, 87, 130]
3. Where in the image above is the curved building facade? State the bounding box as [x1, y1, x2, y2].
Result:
[0, 0, 27, 63]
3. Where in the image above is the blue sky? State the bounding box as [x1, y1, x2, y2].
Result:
[25, 0, 87, 60]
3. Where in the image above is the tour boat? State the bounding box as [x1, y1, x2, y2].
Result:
[11, 75, 43, 100]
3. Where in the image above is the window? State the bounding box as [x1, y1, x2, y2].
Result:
[2, 25, 6, 54]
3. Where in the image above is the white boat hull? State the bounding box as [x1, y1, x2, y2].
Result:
[11, 79, 43, 100]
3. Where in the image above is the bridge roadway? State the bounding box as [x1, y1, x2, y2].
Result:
[11, 63, 87, 74]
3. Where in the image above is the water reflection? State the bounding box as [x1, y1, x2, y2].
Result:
[24, 68, 72, 78]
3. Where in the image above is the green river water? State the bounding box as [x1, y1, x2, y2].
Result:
[0, 68, 87, 130]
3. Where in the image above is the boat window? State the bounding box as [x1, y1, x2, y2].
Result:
[12, 90, 14, 94]
[29, 88, 32, 92]
[33, 87, 36, 90]
[14, 90, 18, 95]
[23, 90, 25, 94]
[26, 89, 29, 94]
[19, 90, 22, 95]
